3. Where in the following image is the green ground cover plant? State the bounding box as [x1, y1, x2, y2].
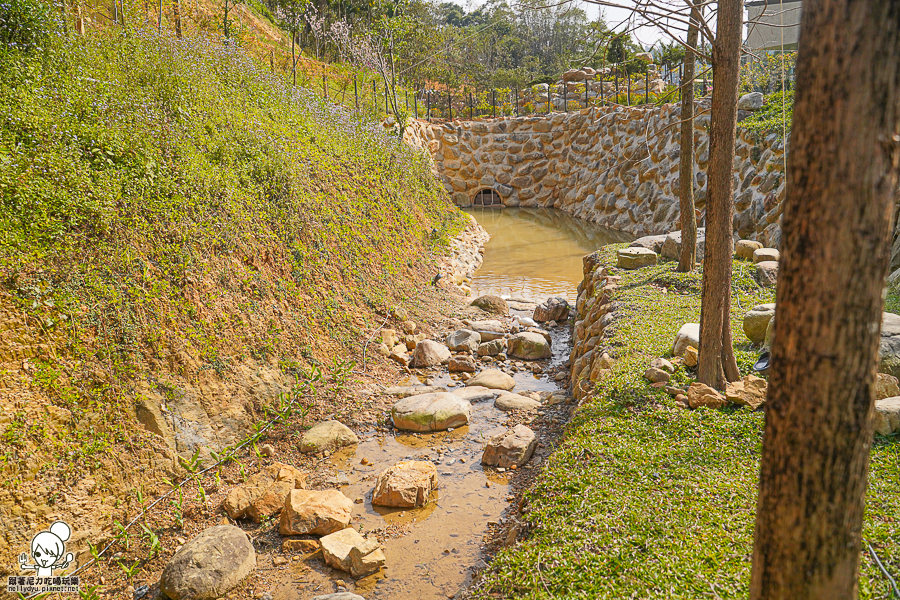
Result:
[470, 245, 899, 599]
[0, 8, 463, 530]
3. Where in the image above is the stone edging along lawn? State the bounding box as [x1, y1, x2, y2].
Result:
[466, 244, 899, 600]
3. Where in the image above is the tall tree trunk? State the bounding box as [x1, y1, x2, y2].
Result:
[749, 1, 900, 598]
[697, 0, 742, 388]
[74, 0, 84, 34]
[677, 0, 700, 272]
[172, 0, 182, 37]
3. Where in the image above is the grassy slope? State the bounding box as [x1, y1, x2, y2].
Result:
[469, 246, 899, 599]
[0, 28, 461, 560]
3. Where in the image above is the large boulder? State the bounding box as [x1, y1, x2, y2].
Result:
[466, 319, 507, 341]
[471, 295, 509, 315]
[494, 393, 542, 412]
[738, 91, 764, 110]
[391, 393, 471, 432]
[299, 421, 359, 454]
[410, 339, 451, 368]
[617, 247, 657, 270]
[320, 528, 386, 578]
[879, 312, 900, 377]
[687, 383, 727, 409]
[160, 525, 255, 600]
[221, 463, 306, 522]
[743, 304, 776, 344]
[372, 461, 438, 508]
[279, 489, 353, 536]
[672, 323, 700, 356]
[466, 369, 515, 390]
[756, 261, 779, 287]
[448, 355, 477, 373]
[661, 229, 707, 261]
[735, 239, 763, 260]
[876, 373, 900, 400]
[533, 297, 570, 322]
[482, 425, 537, 468]
[724, 375, 768, 409]
[629, 234, 668, 254]
[477, 339, 506, 356]
[874, 397, 900, 435]
[451, 385, 499, 403]
[507, 331, 551, 360]
[753, 248, 780, 263]
[446, 329, 482, 352]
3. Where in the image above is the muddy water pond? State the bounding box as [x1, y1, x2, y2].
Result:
[465, 207, 632, 302]
[272, 209, 624, 600]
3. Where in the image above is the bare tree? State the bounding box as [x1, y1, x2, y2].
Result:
[676, 0, 700, 273]
[173, 0, 182, 38]
[696, 0, 742, 388]
[750, 0, 900, 597]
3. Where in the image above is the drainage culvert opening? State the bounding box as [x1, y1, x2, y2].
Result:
[474, 188, 503, 207]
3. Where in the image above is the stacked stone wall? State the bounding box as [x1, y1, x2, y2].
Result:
[409, 104, 787, 246]
[569, 251, 617, 401]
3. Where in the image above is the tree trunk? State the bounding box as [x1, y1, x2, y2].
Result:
[697, 0, 742, 389]
[749, 1, 900, 598]
[172, 0, 182, 37]
[677, 0, 700, 273]
[74, 0, 84, 34]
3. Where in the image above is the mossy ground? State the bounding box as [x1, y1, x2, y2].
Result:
[468, 245, 900, 600]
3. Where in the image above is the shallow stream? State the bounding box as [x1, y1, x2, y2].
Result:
[273, 208, 626, 600]
[464, 207, 631, 302]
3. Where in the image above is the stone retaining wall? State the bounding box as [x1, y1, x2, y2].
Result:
[405, 103, 787, 247]
[569, 251, 618, 401]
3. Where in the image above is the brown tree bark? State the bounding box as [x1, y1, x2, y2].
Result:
[697, 0, 741, 389]
[676, 0, 700, 273]
[749, 1, 900, 598]
[172, 0, 182, 37]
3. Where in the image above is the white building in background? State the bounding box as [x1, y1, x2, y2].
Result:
[745, 0, 802, 52]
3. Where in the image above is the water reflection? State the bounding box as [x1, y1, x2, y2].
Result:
[465, 207, 632, 302]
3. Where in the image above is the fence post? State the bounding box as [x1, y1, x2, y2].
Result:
[492, 89, 496, 118]
[564, 83, 568, 112]
[448, 90, 452, 120]
[323, 73, 327, 100]
[354, 77, 358, 110]
[585, 80, 589, 109]
[627, 72, 631, 105]
[469, 92, 473, 119]
[515, 86, 519, 116]
[374, 82, 378, 114]
[548, 84, 552, 114]
[384, 84, 388, 115]
[414, 91, 418, 119]
[427, 92, 431, 122]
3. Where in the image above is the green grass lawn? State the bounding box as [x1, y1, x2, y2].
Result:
[469, 245, 900, 599]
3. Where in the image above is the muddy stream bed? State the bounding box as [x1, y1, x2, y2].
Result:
[271, 208, 629, 600]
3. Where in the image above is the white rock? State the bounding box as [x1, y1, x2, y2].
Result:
[673, 323, 700, 356]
